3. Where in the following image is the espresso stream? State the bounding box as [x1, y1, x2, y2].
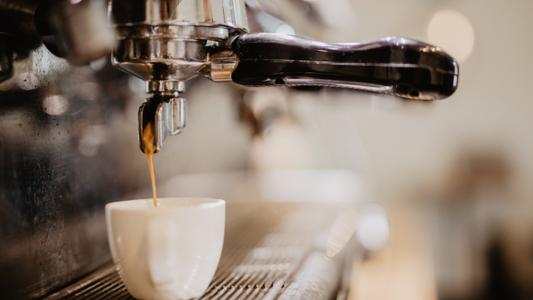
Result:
[142, 123, 158, 207]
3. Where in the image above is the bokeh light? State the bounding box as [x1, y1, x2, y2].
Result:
[427, 10, 475, 63]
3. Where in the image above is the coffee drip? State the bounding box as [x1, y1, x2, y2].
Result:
[142, 123, 158, 207]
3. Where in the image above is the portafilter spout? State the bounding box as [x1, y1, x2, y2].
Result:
[138, 82, 186, 154]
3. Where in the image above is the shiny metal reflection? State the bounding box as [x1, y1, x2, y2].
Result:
[326, 208, 358, 258]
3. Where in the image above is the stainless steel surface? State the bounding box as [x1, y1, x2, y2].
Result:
[110, 0, 248, 30]
[44, 202, 353, 300]
[0, 2, 134, 298]
[113, 30, 224, 82]
[0, 0, 114, 64]
[0, 2, 136, 295]
[146, 81, 186, 94]
[118, 39, 240, 86]
[35, 0, 115, 64]
[44, 265, 129, 300]
[207, 50, 238, 82]
[110, 0, 249, 82]
[0, 43, 139, 299]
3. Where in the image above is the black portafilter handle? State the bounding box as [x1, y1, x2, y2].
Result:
[231, 33, 459, 100]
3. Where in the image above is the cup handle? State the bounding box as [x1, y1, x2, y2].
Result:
[147, 217, 178, 290]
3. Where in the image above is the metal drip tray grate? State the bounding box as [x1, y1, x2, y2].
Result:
[45, 202, 346, 300]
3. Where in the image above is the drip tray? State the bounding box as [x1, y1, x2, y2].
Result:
[45, 202, 353, 300]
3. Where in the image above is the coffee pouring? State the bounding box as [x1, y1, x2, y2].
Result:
[109, 0, 459, 154]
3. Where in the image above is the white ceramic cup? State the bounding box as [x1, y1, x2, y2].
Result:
[106, 197, 225, 300]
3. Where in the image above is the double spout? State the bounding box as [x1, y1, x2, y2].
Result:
[138, 82, 186, 154]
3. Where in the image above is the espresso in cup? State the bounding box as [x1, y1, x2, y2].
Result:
[106, 198, 225, 299]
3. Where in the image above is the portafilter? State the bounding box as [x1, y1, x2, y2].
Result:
[110, 0, 459, 154]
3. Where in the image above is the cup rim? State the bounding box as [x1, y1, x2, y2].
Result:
[106, 197, 225, 211]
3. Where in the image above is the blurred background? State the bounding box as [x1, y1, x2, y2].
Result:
[1, 0, 532, 299]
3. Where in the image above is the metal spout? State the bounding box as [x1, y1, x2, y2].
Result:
[138, 95, 186, 154]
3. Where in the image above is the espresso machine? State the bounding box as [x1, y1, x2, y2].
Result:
[0, 0, 458, 299]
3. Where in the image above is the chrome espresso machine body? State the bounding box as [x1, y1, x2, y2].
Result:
[0, 0, 458, 299]
[0, 1, 134, 299]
